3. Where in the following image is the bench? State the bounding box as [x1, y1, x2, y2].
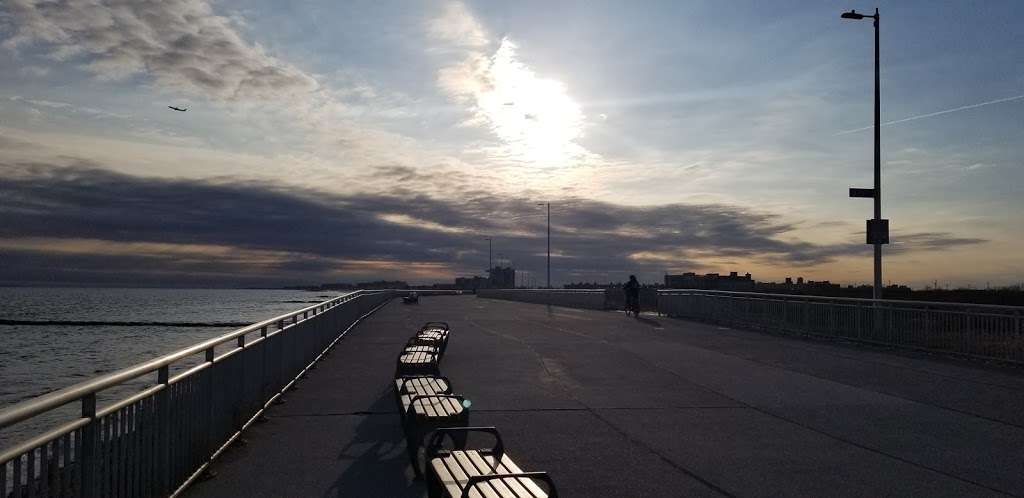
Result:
[409, 332, 446, 354]
[394, 375, 469, 477]
[426, 427, 557, 498]
[419, 321, 450, 352]
[396, 346, 440, 377]
[394, 374, 451, 403]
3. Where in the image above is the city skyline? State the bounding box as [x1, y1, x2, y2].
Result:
[1, 1, 1022, 288]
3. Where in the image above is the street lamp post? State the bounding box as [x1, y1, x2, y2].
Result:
[483, 236, 491, 276]
[842, 8, 887, 300]
[536, 203, 550, 288]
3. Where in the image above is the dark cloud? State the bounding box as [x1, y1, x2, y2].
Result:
[2, 0, 317, 100]
[0, 162, 987, 286]
[891, 232, 987, 251]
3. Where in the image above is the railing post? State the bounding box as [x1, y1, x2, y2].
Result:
[831, 299, 838, 336]
[80, 393, 97, 498]
[924, 306, 931, 348]
[260, 326, 268, 400]
[204, 347, 215, 457]
[236, 335, 246, 427]
[1016, 310, 1022, 363]
[156, 366, 170, 495]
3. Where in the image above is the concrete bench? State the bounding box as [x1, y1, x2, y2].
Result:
[394, 374, 469, 477]
[427, 427, 557, 498]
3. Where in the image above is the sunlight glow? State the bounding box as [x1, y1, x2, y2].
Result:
[477, 39, 588, 165]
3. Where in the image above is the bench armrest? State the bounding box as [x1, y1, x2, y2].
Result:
[406, 394, 465, 418]
[422, 321, 450, 331]
[427, 426, 503, 461]
[396, 375, 452, 394]
[463, 472, 557, 498]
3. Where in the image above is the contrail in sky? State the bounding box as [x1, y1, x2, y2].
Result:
[835, 93, 1024, 135]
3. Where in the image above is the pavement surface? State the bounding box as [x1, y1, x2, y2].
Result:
[183, 295, 1024, 497]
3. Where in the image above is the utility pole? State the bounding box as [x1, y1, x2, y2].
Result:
[536, 202, 551, 288]
[843, 7, 886, 300]
[485, 237, 492, 283]
[546, 202, 551, 289]
[872, 7, 882, 300]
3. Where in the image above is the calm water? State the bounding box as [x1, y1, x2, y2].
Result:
[0, 287, 337, 448]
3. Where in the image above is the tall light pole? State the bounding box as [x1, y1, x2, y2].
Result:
[843, 8, 887, 300]
[484, 237, 492, 278]
[536, 202, 550, 288]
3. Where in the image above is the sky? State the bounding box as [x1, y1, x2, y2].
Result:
[0, 0, 1021, 288]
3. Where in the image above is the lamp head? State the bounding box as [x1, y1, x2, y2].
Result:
[841, 10, 865, 20]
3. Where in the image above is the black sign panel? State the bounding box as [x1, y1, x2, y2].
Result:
[866, 219, 889, 245]
[849, 188, 876, 198]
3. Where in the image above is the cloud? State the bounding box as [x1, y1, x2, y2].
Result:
[890, 232, 986, 252]
[430, 5, 598, 168]
[7, 96, 130, 119]
[0, 161, 985, 287]
[18, 65, 49, 77]
[2, 0, 318, 100]
[428, 2, 489, 48]
[0, 132, 36, 150]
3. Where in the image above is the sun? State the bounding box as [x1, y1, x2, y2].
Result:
[477, 39, 588, 165]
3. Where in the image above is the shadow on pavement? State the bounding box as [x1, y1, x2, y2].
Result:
[325, 389, 424, 498]
[636, 316, 662, 327]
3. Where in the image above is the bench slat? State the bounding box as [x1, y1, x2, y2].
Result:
[453, 451, 501, 498]
[396, 377, 448, 394]
[474, 452, 537, 498]
[465, 451, 520, 498]
[499, 457, 548, 497]
[435, 452, 472, 498]
[431, 451, 549, 498]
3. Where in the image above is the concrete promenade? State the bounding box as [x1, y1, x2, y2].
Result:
[183, 295, 1024, 497]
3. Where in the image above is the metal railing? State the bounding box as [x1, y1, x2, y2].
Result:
[658, 289, 1024, 364]
[0, 290, 397, 498]
[476, 289, 608, 310]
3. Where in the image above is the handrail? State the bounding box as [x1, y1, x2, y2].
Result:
[657, 288, 1023, 365]
[0, 290, 375, 429]
[0, 288, 461, 497]
[479, 288, 606, 293]
[658, 288, 1024, 312]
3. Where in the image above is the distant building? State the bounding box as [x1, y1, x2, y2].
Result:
[664, 271, 754, 291]
[488, 265, 516, 288]
[454, 276, 489, 291]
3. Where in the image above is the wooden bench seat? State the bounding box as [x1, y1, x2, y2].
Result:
[404, 344, 441, 355]
[403, 394, 466, 419]
[411, 331, 446, 349]
[394, 375, 450, 398]
[394, 375, 461, 419]
[419, 321, 450, 352]
[427, 427, 557, 498]
[396, 348, 440, 376]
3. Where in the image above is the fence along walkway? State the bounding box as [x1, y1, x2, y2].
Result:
[476, 288, 1024, 364]
[0, 290, 395, 498]
[658, 289, 1024, 364]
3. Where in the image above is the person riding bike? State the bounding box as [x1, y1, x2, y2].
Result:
[623, 275, 640, 317]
